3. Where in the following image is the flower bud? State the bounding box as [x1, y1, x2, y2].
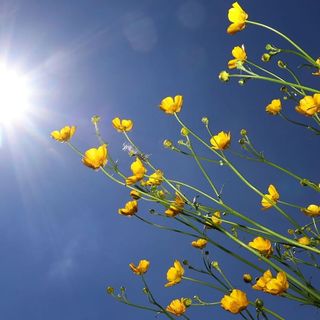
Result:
[142, 287, 149, 294]
[182, 260, 189, 266]
[106, 286, 114, 294]
[219, 71, 230, 82]
[211, 261, 219, 269]
[163, 139, 173, 148]
[287, 229, 294, 235]
[181, 127, 189, 136]
[201, 117, 209, 125]
[255, 298, 264, 309]
[261, 53, 271, 62]
[243, 273, 252, 283]
[91, 115, 101, 125]
[183, 298, 192, 307]
[240, 129, 247, 136]
[277, 60, 286, 68]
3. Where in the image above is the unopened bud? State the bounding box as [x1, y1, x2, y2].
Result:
[219, 71, 230, 82]
[243, 273, 252, 283]
[277, 60, 286, 68]
[142, 287, 149, 294]
[181, 127, 189, 136]
[261, 53, 271, 62]
[255, 298, 264, 309]
[183, 298, 192, 307]
[182, 260, 189, 266]
[240, 129, 247, 136]
[163, 139, 173, 148]
[91, 115, 101, 125]
[106, 286, 114, 294]
[201, 117, 209, 125]
[211, 261, 219, 269]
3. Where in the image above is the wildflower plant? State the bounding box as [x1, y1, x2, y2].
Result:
[51, 2, 320, 319]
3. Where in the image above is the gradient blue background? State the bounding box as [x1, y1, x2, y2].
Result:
[0, 0, 319, 319]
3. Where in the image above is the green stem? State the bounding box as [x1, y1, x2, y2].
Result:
[229, 74, 320, 94]
[247, 21, 316, 66]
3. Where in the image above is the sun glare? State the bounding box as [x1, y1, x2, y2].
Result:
[0, 63, 32, 124]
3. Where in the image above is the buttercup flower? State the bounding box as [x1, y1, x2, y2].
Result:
[112, 117, 133, 132]
[130, 190, 141, 200]
[297, 236, 311, 246]
[210, 131, 231, 150]
[165, 260, 184, 287]
[248, 236, 273, 258]
[295, 94, 320, 116]
[118, 200, 138, 216]
[253, 270, 289, 295]
[129, 259, 150, 275]
[160, 95, 183, 114]
[165, 193, 185, 217]
[126, 158, 147, 185]
[261, 184, 279, 209]
[228, 46, 247, 69]
[166, 298, 187, 316]
[211, 211, 222, 226]
[145, 170, 164, 186]
[227, 2, 248, 35]
[221, 289, 249, 314]
[302, 204, 320, 217]
[191, 238, 208, 249]
[51, 126, 76, 142]
[82, 144, 108, 170]
[266, 99, 282, 115]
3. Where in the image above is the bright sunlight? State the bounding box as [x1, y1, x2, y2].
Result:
[0, 62, 32, 124]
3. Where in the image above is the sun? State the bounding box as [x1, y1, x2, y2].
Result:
[0, 63, 32, 125]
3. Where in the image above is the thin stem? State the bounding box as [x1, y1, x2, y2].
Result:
[229, 73, 319, 94]
[247, 21, 316, 66]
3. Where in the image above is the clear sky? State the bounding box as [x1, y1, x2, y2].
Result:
[0, 0, 319, 319]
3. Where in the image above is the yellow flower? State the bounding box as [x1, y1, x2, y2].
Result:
[302, 204, 320, 217]
[295, 94, 320, 116]
[221, 289, 249, 314]
[191, 238, 208, 249]
[253, 270, 289, 295]
[126, 158, 147, 185]
[112, 117, 133, 132]
[210, 131, 231, 150]
[51, 126, 76, 142]
[118, 200, 138, 216]
[211, 211, 222, 226]
[227, 2, 248, 35]
[297, 236, 311, 246]
[145, 170, 164, 186]
[129, 259, 150, 275]
[248, 236, 273, 258]
[165, 193, 185, 217]
[82, 144, 108, 170]
[261, 184, 279, 209]
[165, 260, 184, 287]
[228, 46, 247, 69]
[160, 95, 183, 114]
[130, 190, 141, 200]
[166, 298, 187, 316]
[266, 99, 282, 115]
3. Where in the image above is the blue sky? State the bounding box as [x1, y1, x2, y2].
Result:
[0, 0, 319, 319]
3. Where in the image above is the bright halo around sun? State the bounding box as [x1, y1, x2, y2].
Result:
[0, 63, 32, 125]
